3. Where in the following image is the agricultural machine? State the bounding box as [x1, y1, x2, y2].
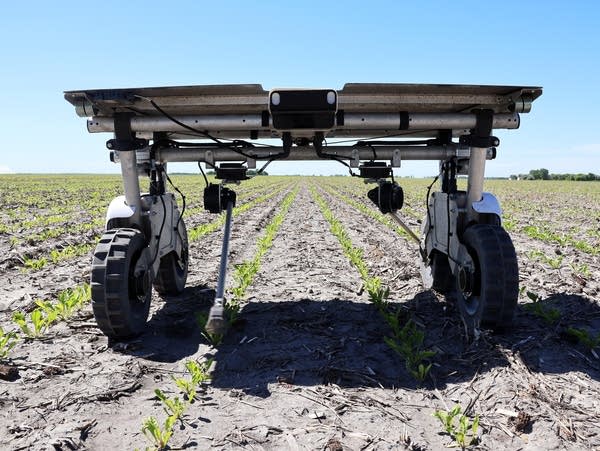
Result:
[64, 83, 542, 338]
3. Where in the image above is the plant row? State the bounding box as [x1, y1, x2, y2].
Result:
[0, 284, 91, 361]
[309, 186, 434, 383]
[198, 186, 299, 345]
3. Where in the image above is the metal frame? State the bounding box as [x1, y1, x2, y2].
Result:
[65, 82, 542, 335]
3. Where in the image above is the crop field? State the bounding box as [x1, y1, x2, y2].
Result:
[0, 174, 599, 450]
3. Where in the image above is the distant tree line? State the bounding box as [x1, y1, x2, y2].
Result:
[510, 168, 600, 181]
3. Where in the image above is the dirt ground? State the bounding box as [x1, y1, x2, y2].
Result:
[1, 179, 599, 450]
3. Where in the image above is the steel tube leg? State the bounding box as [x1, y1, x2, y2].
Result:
[206, 200, 234, 335]
[119, 150, 142, 224]
[466, 146, 488, 214]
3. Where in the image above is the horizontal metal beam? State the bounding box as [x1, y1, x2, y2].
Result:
[87, 112, 520, 136]
[154, 145, 495, 163]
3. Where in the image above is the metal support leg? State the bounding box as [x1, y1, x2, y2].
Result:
[466, 146, 488, 218]
[205, 200, 234, 335]
[120, 150, 142, 225]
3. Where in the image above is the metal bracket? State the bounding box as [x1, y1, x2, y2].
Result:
[459, 109, 499, 148]
[204, 150, 214, 167]
[106, 112, 148, 151]
[350, 148, 360, 168]
[392, 148, 402, 168]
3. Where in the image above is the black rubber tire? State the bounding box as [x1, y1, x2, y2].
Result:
[456, 224, 519, 331]
[154, 219, 189, 295]
[90, 228, 152, 338]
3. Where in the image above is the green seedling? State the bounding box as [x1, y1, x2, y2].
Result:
[172, 376, 196, 403]
[172, 358, 214, 403]
[53, 284, 91, 319]
[141, 415, 175, 450]
[154, 389, 186, 419]
[566, 327, 600, 350]
[23, 256, 47, 271]
[12, 308, 56, 338]
[186, 358, 213, 385]
[523, 291, 561, 324]
[0, 326, 19, 360]
[433, 405, 480, 449]
[196, 312, 223, 346]
[569, 262, 591, 278]
[384, 319, 436, 384]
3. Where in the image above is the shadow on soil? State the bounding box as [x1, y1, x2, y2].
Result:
[112, 284, 600, 397]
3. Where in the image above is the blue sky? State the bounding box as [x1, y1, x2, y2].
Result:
[1, 1, 598, 176]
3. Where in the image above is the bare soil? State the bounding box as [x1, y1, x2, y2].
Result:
[1, 180, 599, 450]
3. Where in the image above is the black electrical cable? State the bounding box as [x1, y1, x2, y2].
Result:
[163, 170, 186, 232]
[151, 194, 167, 267]
[319, 138, 357, 176]
[420, 174, 439, 259]
[197, 162, 209, 187]
[136, 95, 259, 160]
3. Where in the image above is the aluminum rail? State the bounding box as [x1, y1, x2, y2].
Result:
[87, 112, 520, 134]
[153, 145, 495, 163]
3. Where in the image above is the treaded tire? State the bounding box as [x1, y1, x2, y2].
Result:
[154, 219, 189, 295]
[456, 224, 519, 331]
[91, 228, 152, 338]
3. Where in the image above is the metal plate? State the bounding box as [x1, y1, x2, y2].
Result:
[65, 83, 542, 118]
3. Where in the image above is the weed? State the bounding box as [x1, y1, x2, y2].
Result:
[433, 405, 480, 449]
[0, 326, 18, 360]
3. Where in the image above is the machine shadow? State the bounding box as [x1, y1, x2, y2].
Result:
[113, 283, 600, 394]
[109, 284, 215, 362]
[209, 290, 600, 397]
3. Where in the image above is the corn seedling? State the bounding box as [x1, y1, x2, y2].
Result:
[196, 312, 223, 346]
[53, 284, 91, 320]
[433, 405, 480, 449]
[172, 376, 197, 403]
[23, 256, 47, 271]
[523, 291, 561, 324]
[569, 262, 591, 278]
[155, 389, 186, 420]
[0, 326, 19, 360]
[186, 358, 213, 385]
[384, 318, 436, 383]
[172, 358, 214, 403]
[566, 327, 600, 351]
[12, 308, 56, 338]
[141, 415, 175, 451]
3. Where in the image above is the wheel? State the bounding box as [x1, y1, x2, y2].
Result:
[455, 224, 518, 331]
[420, 250, 455, 294]
[91, 228, 153, 338]
[154, 218, 189, 295]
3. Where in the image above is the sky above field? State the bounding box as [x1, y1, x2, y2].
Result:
[1, 1, 599, 177]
